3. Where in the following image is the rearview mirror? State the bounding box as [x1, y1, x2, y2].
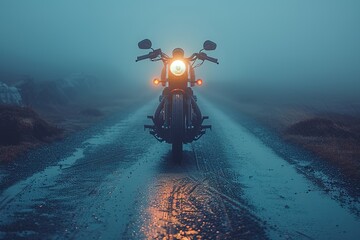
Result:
[203, 40, 217, 51]
[138, 39, 152, 49]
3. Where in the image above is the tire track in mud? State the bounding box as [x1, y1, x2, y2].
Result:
[124, 141, 267, 240]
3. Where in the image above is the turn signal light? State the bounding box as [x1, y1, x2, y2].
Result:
[196, 79, 203, 86]
[153, 78, 160, 85]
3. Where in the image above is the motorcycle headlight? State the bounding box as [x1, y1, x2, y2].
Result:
[170, 60, 186, 76]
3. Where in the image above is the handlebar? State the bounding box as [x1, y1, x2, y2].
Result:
[136, 49, 219, 64]
[136, 48, 163, 62]
[205, 55, 219, 64]
[136, 53, 150, 62]
[197, 52, 219, 64]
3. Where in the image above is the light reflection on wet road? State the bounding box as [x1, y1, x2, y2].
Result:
[0, 98, 359, 240]
[125, 148, 265, 240]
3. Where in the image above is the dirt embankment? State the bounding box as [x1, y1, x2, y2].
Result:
[284, 116, 360, 185]
[0, 105, 63, 161]
[0, 74, 143, 162]
[204, 89, 360, 188]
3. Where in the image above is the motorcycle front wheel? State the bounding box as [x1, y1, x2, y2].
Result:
[171, 93, 184, 162]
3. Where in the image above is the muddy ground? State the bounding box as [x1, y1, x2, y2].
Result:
[0, 97, 142, 162]
[204, 90, 360, 196]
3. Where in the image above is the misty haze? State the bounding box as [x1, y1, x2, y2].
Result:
[0, 1, 359, 239]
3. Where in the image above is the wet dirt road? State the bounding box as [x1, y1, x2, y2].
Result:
[0, 98, 359, 239]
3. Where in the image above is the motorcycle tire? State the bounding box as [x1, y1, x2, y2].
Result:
[171, 93, 184, 161]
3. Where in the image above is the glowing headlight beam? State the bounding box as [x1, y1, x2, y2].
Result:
[170, 60, 186, 76]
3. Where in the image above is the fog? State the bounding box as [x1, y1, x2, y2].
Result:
[1, 0, 360, 102]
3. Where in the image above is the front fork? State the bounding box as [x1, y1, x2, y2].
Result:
[161, 87, 193, 129]
[145, 88, 211, 142]
[186, 89, 193, 128]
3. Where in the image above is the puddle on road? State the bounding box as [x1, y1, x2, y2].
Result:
[125, 148, 267, 240]
[208, 102, 360, 240]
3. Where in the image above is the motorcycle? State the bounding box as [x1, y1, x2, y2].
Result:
[136, 39, 218, 160]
